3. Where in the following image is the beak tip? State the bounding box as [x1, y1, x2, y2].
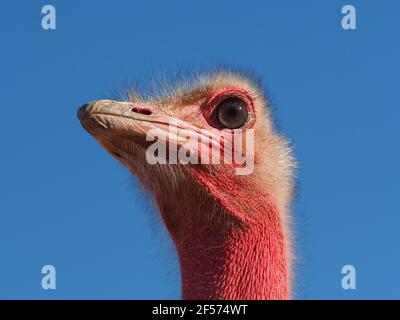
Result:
[77, 103, 91, 120]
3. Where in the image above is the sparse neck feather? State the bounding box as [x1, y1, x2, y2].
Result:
[169, 168, 290, 300]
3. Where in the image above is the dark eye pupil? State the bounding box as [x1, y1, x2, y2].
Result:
[214, 97, 248, 129]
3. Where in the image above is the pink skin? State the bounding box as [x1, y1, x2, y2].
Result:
[172, 166, 288, 299]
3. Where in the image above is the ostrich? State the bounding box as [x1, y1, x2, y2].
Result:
[77, 71, 295, 300]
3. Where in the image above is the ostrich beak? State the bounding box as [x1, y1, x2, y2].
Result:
[77, 99, 158, 137]
[77, 99, 206, 146]
[77, 99, 199, 154]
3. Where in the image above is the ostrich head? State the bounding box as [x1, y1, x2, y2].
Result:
[78, 71, 295, 299]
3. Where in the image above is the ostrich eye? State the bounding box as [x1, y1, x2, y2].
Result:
[213, 97, 249, 129]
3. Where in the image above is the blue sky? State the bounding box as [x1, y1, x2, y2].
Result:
[0, 0, 399, 299]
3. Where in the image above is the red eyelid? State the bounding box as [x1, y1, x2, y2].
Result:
[202, 87, 256, 128]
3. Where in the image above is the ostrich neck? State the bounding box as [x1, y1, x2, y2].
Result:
[177, 221, 288, 300]
[172, 169, 290, 300]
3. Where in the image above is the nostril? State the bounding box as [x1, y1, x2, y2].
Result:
[131, 107, 152, 116]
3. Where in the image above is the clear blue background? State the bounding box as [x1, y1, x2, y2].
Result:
[0, 0, 399, 299]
